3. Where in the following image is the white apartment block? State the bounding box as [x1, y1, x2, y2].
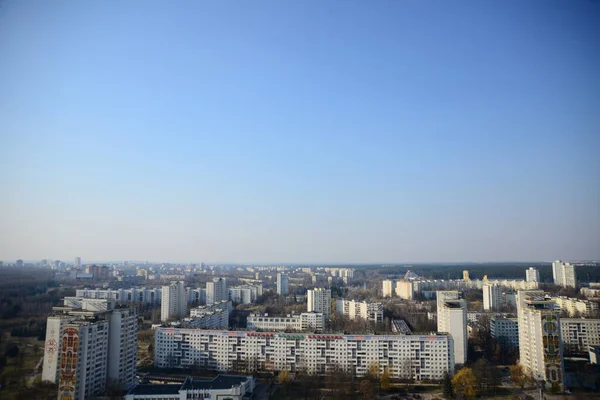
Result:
[183, 301, 232, 329]
[188, 288, 206, 305]
[336, 299, 384, 323]
[76, 287, 162, 305]
[560, 318, 600, 355]
[154, 328, 455, 380]
[207, 278, 228, 305]
[229, 285, 260, 305]
[189, 301, 233, 318]
[247, 313, 325, 331]
[552, 260, 576, 287]
[526, 267, 540, 282]
[395, 281, 414, 300]
[553, 296, 599, 317]
[43, 298, 138, 399]
[307, 288, 331, 314]
[436, 291, 467, 365]
[162, 281, 188, 322]
[108, 307, 138, 388]
[382, 280, 394, 297]
[490, 317, 519, 349]
[277, 273, 289, 295]
[409, 278, 538, 293]
[517, 290, 565, 390]
[483, 284, 503, 311]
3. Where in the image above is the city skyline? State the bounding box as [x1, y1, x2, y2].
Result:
[1, 1, 599, 263]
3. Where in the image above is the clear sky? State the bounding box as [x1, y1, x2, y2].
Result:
[1, 1, 599, 263]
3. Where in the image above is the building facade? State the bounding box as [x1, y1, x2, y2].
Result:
[526, 267, 540, 283]
[247, 312, 325, 331]
[307, 288, 331, 315]
[206, 278, 228, 305]
[483, 284, 503, 311]
[154, 328, 455, 380]
[517, 290, 565, 390]
[161, 281, 187, 322]
[553, 296, 599, 317]
[395, 281, 414, 300]
[336, 299, 384, 323]
[76, 287, 162, 305]
[436, 291, 467, 365]
[277, 273, 289, 296]
[560, 318, 600, 355]
[552, 260, 576, 287]
[490, 317, 519, 349]
[382, 280, 394, 297]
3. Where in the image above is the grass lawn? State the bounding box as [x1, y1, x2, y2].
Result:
[0, 335, 46, 399]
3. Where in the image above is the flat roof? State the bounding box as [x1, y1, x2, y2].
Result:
[128, 384, 180, 395]
[182, 375, 250, 390]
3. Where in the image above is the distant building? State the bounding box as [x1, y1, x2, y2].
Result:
[463, 270, 470, 281]
[125, 375, 256, 400]
[437, 291, 467, 365]
[206, 277, 228, 305]
[336, 299, 384, 323]
[553, 296, 599, 317]
[382, 280, 394, 297]
[247, 312, 325, 331]
[395, 281, 414, 300]
[229, 285, 260, 304]
[277, 273, 289, 295]
[161, 281, 187, 322]
[307, 288, 331, 315]
[74, 256, 82, 269]
[483, 284, 503, 311]
[552, 260, 576, 287]
[16, 259, 23, 268]
[526, 267, 540, 283]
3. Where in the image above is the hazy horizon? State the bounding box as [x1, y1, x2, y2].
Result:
[1, 1, 599, 263]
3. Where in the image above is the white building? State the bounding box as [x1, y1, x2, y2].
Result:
[229, 285, 260, 305]
[76, 287, 162, 305]
[247, 312, 325, 331]
[483, 284, 503, 311]
[336, 299, 384, 323]
[154, 328, 455, 380]
[436, 291, 467, 365]
[125, 375, 255, 400]
[277, 273, 289, 295]
[552, 260, 576, 287]
[184, 301, 232, 329]
[553, 296, 599, 317]
[517, 290, 564, 390]
[207, 277, 228, 305]
[307, 288, 331, 315]
[560, 318, 600, 355]
[108, 306, 138, 389]
[526, 267, 540, 283]
[42, 299, 138, 399]
[395, 281, 414, 300]
[161, 281, 188, 322]
[490, 317, 519, 349]
[382, 280, 394, 297]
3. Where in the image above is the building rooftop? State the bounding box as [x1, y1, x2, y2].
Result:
[182, 375, 250, 390]
[128, 384, 181, 395]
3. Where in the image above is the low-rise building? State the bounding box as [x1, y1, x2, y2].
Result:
[125, 375, 255, 400]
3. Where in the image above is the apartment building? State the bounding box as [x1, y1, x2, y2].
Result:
[553, 296, 599, 317]
[277, 273, 289, 295]
[307, 288, 331, 314]
[395, 281, 414, 300]
[483, 284, 503, 311]
[154, 328, 455, 380]
[552, 260, 576, 288]
[247, 312, 325, 331]
[229, 285, 260, 305]
[560, 318, 600, 355]
[436, 291, 467, 365]
[490, 317, 519, 349]
[161, 281, 187, 322]
[207, 278, 228, 305]
[336, 299, 384, 323]
[517, 290, 564, 390]
[382, 280, 395, 297]
[182, 301, 232, 329]
[526, 267, 540, 283]
[76, 287, 162, 305]
[43, 299, 138, 399]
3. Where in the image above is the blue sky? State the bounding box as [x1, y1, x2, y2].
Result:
[1, 1, 599, 263]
